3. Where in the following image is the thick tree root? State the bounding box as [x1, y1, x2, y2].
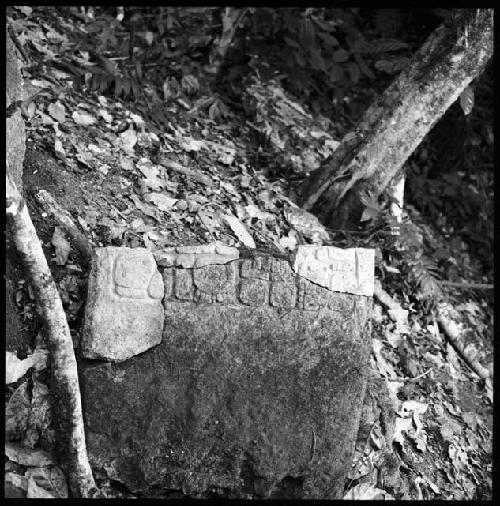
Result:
[6, 173, 99, 498]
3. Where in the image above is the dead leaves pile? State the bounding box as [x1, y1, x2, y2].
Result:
[345, 292, 492, 499]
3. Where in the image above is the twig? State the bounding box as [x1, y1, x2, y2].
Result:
[34, 189, 93, 266]
[387, 367, 435, 382]
[439, 280, 493, 290]
[436, 307, 491, 379]
[6, 173, 98, 497]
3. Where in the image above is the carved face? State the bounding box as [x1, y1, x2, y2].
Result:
[114, 254, 153, 289]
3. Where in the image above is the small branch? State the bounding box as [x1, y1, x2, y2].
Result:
[6, 173, 98, 497]
[436, 308, 491, 379]
[439, 280, 493, 290]
[34, 189, 93, 266]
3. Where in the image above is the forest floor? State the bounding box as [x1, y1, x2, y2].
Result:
[5, 6, 493, 500]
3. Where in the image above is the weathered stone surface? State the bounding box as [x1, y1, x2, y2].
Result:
[6, 31, 26, 191]
[81, 247, 164, 362]
[293, 246, 374, 296]
[82, 248, 373, 498]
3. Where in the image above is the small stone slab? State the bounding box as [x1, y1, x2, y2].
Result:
[293, 246, 374, 296]
[81, 247, 164, 362]
[153, 241, 239, 268]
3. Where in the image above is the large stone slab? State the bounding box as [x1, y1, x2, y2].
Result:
[81, 247, 373, 498]
[81, 247, 164, 361]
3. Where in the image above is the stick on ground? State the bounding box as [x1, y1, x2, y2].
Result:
[34, 189, 93, 266]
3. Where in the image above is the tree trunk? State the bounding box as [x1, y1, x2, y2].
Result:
[296, 9, 493, 229]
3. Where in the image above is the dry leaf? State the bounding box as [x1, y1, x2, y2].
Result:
[26, 467, 68, 498]
[147, 193, 178, 212]
[119, 128, 138, 152]
[72, 111, 96, 126]
[181, 74, 200, 96]
[120, 156, 135, 172]
[223, 214, 256, 248]
[179, 136, 204, 152]
[344, 482, 394, 500]
[47, 101, 66, 123]
[5, 442, 55, 467]
[278, 231, 298, 251]
[27, 476, 56, 498]
[6, 350, 48, 384]
[99, 109, 113, 123]
[54, 139, 66, 159]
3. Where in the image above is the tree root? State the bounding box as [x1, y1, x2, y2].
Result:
[6, 173, 99, 497]
[33, 189, 93, 266]
[439, 280, 493, 290]
[436, 305, 491, 379]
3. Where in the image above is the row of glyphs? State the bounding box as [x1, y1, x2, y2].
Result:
[162, 256, 353, 313]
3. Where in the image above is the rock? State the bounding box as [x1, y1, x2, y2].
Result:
[154, 241, 239, 268]
[81, 247, 373, 498]
[6, 31, 26, 191]
[81, 247, 164, 362]
[293, 245, 374, 296]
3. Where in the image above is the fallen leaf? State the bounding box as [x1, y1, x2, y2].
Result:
[54, 138, 66, 159]
[244, 204, 274, 222]
[27, 476, 56, 498]
[14, 5, 33, 15]
[179, 136, 204, 152]
[163, 76, 180, 101]
[278, 231, 298, 251]
[41, 112, 54, 125]
[5, 442, 55, 467]
[47, 101, 66, 123]
[181, 74, 199, 96]
[223, 214, 256, 249]
[99, 109, 113, 123]
[72, 111, 96, 126]
[51, 227, 71, 265]
[197, 209, 222, 236]
[344, 482, 394, 500]
[96, 164, 109, 176]
[393, 415, 413, 446]
[129, 194, 161, 221]
[26, 466, 68, 498]
[120, 156, 135, 172]
[119, 128, 138, 152]
[6, 350, 48, 384]
[146, 193, 178, 212]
